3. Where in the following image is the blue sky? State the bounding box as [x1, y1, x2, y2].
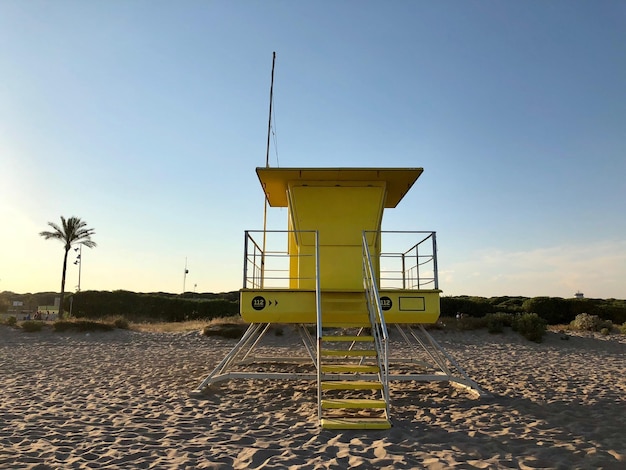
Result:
[1, 1, 624, 298]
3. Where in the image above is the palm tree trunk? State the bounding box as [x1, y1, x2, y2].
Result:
[59, 246, 69, 319]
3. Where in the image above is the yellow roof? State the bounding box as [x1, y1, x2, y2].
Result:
[256, 167, 423, 208]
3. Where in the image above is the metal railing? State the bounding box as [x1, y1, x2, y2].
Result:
[365, 231, 439, 290]
[245, 230, 438, 291]
[362, 232, 390, 418]
[243, 230, 318, 289]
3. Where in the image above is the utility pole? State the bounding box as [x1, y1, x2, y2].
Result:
[183, 257, 189, 293]
[74, 245, 82, 291]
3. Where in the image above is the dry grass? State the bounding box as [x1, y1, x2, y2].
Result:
[130, 315, 245, 333]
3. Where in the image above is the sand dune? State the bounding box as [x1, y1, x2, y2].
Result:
[1, 325, 624, 469]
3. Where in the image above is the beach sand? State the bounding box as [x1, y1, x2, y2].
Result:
[1, 325, 624, 469]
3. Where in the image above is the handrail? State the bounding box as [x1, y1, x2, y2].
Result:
[314, 231, 322, 422]
[362, 231, 390, 418]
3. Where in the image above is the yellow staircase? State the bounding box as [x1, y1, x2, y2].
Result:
[318, 328, 391, 430]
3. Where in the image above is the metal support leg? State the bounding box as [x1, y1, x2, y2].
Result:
[194, 323, 267, 392]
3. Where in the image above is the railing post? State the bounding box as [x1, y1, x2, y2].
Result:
[260, 232, 265, 289]
[413, 237, 419, 289]
[243, 231, 249, 288]
[432, 231, 439, 290]
[401, 253, 406, 289]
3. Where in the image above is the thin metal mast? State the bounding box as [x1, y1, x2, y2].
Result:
[261, 52, 276, 288]
[265, 52, 276, 168]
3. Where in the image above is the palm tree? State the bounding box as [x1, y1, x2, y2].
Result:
[40, 216, 97, 318]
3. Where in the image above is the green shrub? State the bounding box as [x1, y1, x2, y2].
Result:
[600, 327, 610, 336]
[522, 297, 570, 325]
[202, 323, 246, 339]
[570, 313, 612, 332]
[6, 316, 17, 326]
[21, 320, 44, 332]
[112, 317, 130, 329]
[53, 320, 114, 332]
[485, 313, 514, 334]
[486, 316, 503, 334]
[513, 313, 546, 342]
[69, 290, 239, 323]
[620, 322, 626, 335]
[441, 296, 493, 317]
[456, 315, 487, 331]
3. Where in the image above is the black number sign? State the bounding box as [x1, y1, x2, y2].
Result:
[252, 296, 266, 311]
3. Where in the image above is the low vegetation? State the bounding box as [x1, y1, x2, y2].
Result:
[112, 316, 130, 329]
[3, 291, 625, 342]
[201, 314, 247, 339]
[569, 313, 613, 332]
[3, 312, 622, 343]
[512, 313, 547, 343]
[66, 290, 239, 323]
[438, 312, 547, 342]
[21, 320, 45, 332]
[440, 295, 626, 325]
[2, 317, 131, 333]
[485, 312, 515, 334]
[131, 314, 244, 334]
[202, 323, 247, 339]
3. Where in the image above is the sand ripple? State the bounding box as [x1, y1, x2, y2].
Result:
[1, 326, 624, 469]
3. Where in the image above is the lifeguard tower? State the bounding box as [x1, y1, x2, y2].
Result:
[195, 167, 484, 429]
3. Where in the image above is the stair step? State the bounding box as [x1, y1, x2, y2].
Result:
[321, 398, 387, 409]
[321, 349, 377, 357]
[322, 335, 374, 342]
[321, 380, 383, 390]
[321, 417, 391, 430]
[321, 364, 380, 373]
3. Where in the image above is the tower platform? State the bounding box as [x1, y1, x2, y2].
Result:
[241, 288, 441, 324]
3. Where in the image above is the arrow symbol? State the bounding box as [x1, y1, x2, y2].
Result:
[268, 300, 273, 306]
[274, 299, 279, 307]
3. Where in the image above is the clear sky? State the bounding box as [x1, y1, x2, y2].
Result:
[1, 1, 624, 299]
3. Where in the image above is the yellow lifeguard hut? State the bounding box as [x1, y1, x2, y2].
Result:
[195, 167, 485, 429]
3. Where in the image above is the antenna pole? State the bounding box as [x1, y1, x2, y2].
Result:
[265, 51, 276, 168]
[261, 52, 276, 288]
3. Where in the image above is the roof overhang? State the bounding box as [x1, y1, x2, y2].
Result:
[256, 167, 423, 208]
